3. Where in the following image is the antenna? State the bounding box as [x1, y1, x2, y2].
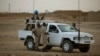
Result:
[8, 2, 11, 12]
[78, 0, 80, 42]
[33, 0, 35, 12]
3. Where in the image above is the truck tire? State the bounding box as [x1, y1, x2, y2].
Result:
[79, 45, 90, 53]
[44, 45, 52, 50]
[62, 40, 73, 53]
[26, 39, 35, 50]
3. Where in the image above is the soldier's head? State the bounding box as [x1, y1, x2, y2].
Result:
[72, 23, 76, 27]
[36, 22, 41, 28]
[25, 19, 29, 24]
[34, 10, 38, 15]
[43, 23, 46, 27]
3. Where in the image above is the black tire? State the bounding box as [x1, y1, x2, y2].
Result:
[79, 45, 90, 53]
[26, 39, 35, 50]
[44, 45, 52, 50]
[62, 40, 73, 53]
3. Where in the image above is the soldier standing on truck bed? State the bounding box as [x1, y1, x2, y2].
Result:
[34, 22, 41, 51]
[31, 10, 40, 20]
[41, 23, 48, 52]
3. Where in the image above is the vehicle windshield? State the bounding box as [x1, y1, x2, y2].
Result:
[58, 25, 78, 32]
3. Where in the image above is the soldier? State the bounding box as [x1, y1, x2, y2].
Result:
[41, 23, 48, 52]
[31, 10, 40, 20]
[72, 23, 79, 31]
[34, 22, 41, 51]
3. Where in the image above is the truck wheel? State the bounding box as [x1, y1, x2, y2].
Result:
[44, 45, 52, 50]
[79, 45, 90, 53]
[26, 39, 35, 50]
[62, 40, 73, 53]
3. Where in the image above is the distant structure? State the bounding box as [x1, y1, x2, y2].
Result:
[48, 10, 100, 22]
[87, 11, 100, 21]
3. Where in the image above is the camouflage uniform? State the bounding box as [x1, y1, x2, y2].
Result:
[41, 24, 48, 49]
[34, 24, 41, 50]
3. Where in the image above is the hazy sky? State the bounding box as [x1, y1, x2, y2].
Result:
[0, 0, 100, 13]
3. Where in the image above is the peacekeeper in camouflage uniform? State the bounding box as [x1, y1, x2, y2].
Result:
[41, 23, 48, 52]
[33, 22, 41, 51]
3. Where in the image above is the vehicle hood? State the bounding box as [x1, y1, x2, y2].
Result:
[62, 32, 93, 37]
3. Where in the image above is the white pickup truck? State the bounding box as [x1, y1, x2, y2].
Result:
[18, 20, 95, 53]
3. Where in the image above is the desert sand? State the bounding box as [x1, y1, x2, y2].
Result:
[0, 13, 100, 56]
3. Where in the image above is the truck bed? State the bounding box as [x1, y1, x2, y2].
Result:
[18, 30, 33, 40]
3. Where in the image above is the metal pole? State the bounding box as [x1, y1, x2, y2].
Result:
[78, 0, 80, 42]
[8, 1, 11, 12]
[33, 0, 35, 12]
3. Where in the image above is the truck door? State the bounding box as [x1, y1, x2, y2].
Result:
[48, 25, 61, 45]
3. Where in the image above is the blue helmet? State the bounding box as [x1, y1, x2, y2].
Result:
[34, 10, 38, 15]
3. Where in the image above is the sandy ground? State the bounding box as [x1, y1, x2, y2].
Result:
[0, 17, 100, 56]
